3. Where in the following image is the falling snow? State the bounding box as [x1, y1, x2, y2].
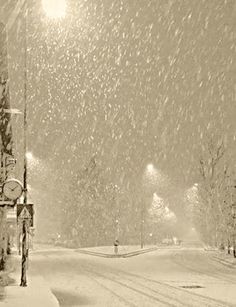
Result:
[0, 0, 235, 242]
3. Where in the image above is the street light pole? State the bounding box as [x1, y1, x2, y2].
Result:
[140, 200, 144, 249]
[232, 203, 236, 258]
[19, 0, 66, 286]
[140, 164, 155, 249]
[20, 0, 28, 287]
[233, 183, 236, 258]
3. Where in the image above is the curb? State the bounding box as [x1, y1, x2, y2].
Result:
[75, 247, 158, 258]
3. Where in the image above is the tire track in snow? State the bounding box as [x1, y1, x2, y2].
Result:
[82, 262, 230, 307]
[171, 251, 236, 284]
[33, 252, 136, 307]
[47, 254, 177, 306]
[82, 271, 137, 307]
[82, 264, 177, 307]
[32, 250, 234, 307]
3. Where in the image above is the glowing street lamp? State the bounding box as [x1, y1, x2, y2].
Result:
[25, 152, 39, 170]
[143, 163, 157, 194]
[146, 163, 155, 173]
[25, 151, 33, 161]
[42, 0, 66, 19]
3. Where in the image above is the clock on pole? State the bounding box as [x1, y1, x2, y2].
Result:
[2, 179, 23, 201]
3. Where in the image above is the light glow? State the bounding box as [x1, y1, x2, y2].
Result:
[26, 152, 33, 160]
[42, 0, 66, 19]
[146, 163, 154, 173]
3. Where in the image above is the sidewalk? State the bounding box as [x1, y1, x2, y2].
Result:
[0, 253, 59, 307]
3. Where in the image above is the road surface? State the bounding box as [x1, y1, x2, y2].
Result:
[29, 246, 236, 307]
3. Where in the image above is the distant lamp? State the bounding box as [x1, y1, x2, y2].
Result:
[26, 152, 33, 161]
[147, 164, 154, 173]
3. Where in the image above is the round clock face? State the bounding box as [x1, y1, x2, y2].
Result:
[3, 179, 23, 200]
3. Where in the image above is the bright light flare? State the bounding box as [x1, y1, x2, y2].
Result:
[42, 0, 66, 19]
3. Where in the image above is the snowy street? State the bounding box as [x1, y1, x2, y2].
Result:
[0, 1, 236, 306]
[30, 246, 236, 307]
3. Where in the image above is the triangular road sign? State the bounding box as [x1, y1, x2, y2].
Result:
[19, 207, 31, 219]
[17, 204, 34, 226]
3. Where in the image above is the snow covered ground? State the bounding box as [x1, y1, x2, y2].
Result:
[27, 245, 236, 307]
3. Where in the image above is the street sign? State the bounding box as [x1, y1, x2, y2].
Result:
[19, 207, 31, 219]
[17, 204, 34, 227]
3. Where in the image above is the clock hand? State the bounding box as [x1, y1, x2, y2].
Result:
[12, 185, 19, 191]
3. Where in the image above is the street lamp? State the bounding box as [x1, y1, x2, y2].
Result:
[4, 0, 65, 287]
[19, 0, 29, 287]
[19, 0, 66, 287]
[42, 0, 66, 18]
[25, 151, 33, 161]
[147, 164, 155, 173]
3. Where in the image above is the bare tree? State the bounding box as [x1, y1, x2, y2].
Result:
[196, 138, 226, 246]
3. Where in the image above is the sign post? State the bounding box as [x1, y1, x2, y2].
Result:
[20, 220, 27, 286]
[17, 203, 33, 287]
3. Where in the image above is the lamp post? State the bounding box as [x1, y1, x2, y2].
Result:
[141, 163, 156, 249]
[140, 203, 145, 249]
[19, 0, 29, 287]
[19, 0, 67, 287]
